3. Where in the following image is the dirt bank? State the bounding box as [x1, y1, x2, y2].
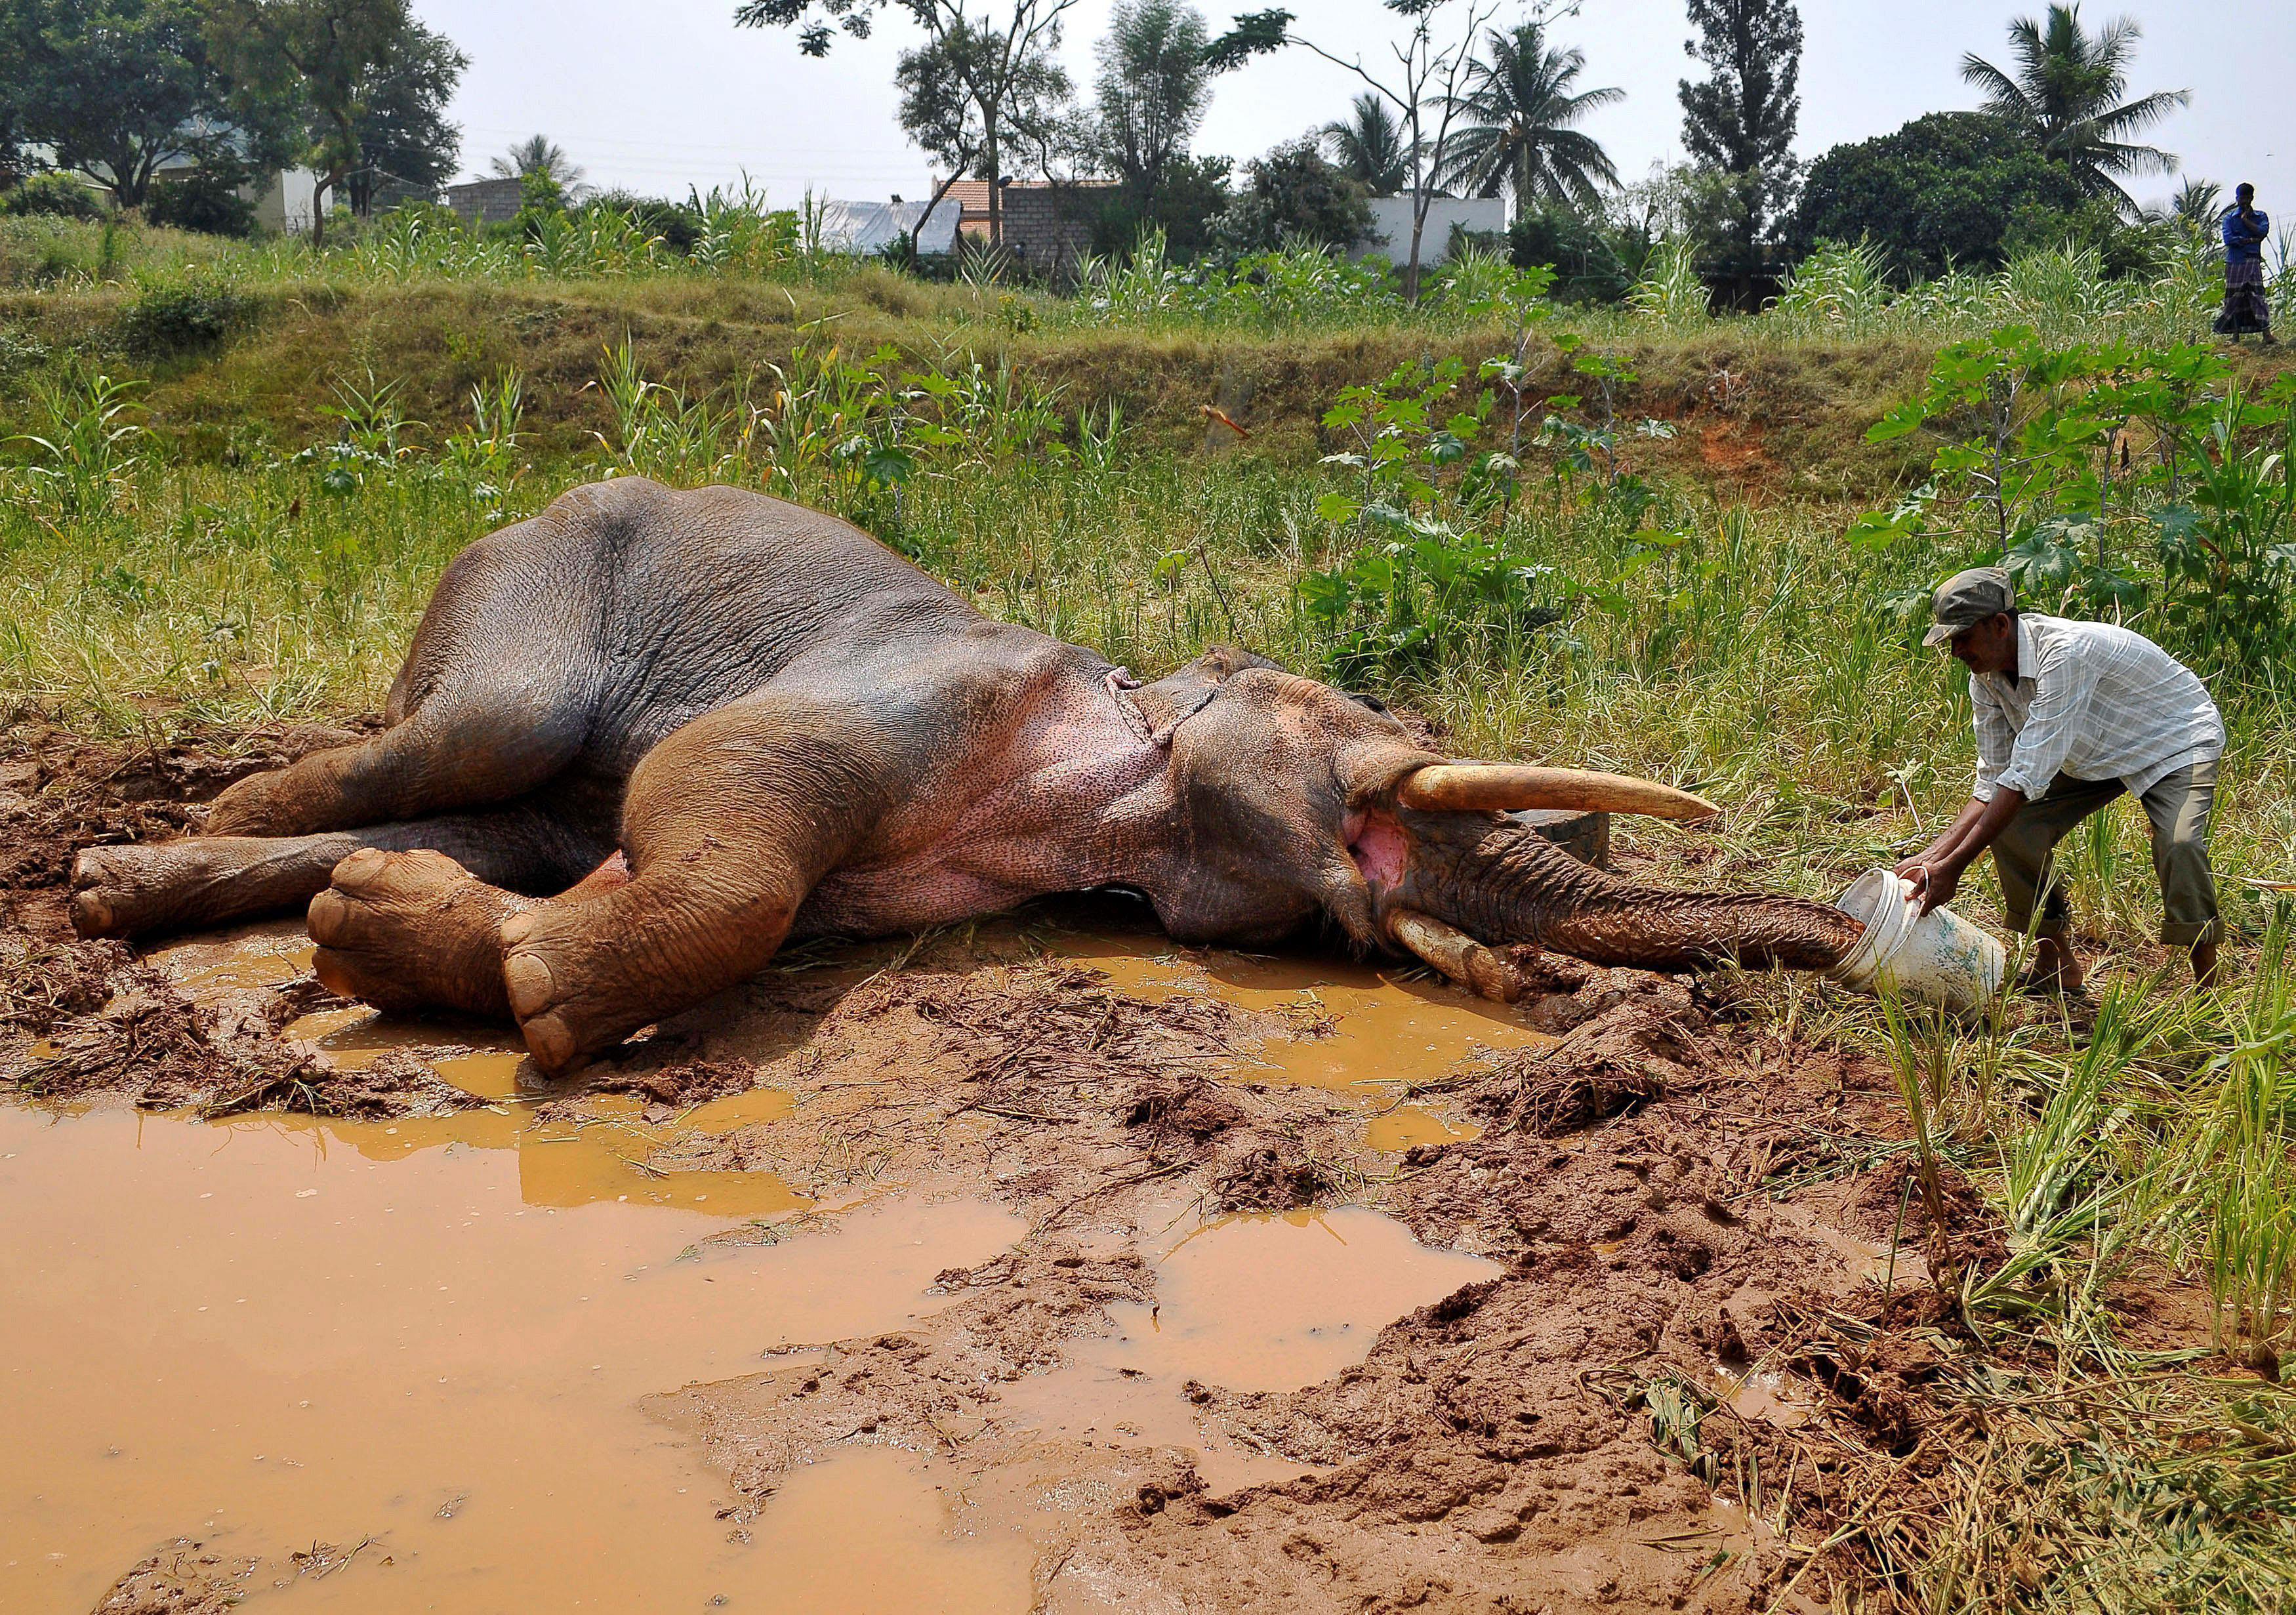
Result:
[5, 722, 2030, 1613]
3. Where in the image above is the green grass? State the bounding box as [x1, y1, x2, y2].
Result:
[4, 234, 2296, 1612]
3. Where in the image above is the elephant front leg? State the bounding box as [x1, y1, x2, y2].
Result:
[497, 697, 892, 1073]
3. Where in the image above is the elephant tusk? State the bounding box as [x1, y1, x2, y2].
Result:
[1397, 764, 1721, 822]
[1389, 910, 1529, 1004]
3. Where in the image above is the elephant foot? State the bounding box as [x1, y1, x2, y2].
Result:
[308, 849, 525, 1019]
[73, 838, 338, 940]
[497, 907, 664, 1076]
[70, 844, 180, 939]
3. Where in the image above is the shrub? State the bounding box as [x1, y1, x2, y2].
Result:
[584, 190, 701, 255]
[1507, 206, 1633, 304]
[1212, 138, 1372, 256]
[117, 279, 254, 354]
[143, 171, 258, 239]
[1, 173, 106, 222]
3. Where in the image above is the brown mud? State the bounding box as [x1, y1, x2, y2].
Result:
[0, 723, 2078, 1613]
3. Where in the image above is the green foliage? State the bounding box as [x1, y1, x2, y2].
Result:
[203, 0, 438, 243]
[1858, 327, 2296, 666]
[142, 169, 257, 238]
[339, 15, 464, 213]
[117, 275, 252, 352]
[1788, 111, 2089, 280]
[1959, 3, 2188, 209]
[0, 170, 104, 220]
[1084, 153, 1231, 261]
[1433, 22, 1622, 215]
[1506, 205, 1633, 304]
[1321, 92, 1408, 196]
[7, 365, 146, 512]
[1677, 0, 1803, 272]
[1212, 136, 1373, 256]
[1083, 0, 1215, 198]
[7, 0, 245, 208]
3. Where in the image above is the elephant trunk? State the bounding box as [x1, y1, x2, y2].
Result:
[1394, 813, 1862, 975]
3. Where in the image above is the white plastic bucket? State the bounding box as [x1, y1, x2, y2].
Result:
[1827, 868, 2007, 1013]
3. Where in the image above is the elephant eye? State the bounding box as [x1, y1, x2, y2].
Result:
[1349, 693, 1391, 716]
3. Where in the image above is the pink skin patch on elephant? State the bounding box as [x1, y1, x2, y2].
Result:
[1349, 816, 1408, 893]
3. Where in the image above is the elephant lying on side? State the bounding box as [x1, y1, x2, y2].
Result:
[72, 478, 1859, 1074]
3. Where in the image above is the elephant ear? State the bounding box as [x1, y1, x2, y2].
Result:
[1130, 645, 1282, 735]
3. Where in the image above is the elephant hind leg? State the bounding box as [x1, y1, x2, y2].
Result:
[70, 805, 612, 941]
[301, 695, 899, 1073]
[204, 698, 586, 838]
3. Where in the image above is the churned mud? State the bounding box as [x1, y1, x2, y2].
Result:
[2, 722, 2038, 1613]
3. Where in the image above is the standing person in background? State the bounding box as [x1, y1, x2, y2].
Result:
[1895, 569, 2226, 994]
[2215, 182, 2276, 344]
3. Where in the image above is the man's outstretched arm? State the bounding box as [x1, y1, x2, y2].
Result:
[1895, 788, 2029, 915]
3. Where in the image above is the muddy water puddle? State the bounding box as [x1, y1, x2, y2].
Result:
[14, 909, 1551, 1601]
[1054, 930, 1558, 1092]
[0, 1104, 1029, 1612]
[1090, 1206, 1502, 1395]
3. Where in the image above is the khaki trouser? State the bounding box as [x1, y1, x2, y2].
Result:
[1990, 758, 2221, 948]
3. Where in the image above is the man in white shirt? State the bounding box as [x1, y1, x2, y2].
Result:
[1895, 567, 2226, 991]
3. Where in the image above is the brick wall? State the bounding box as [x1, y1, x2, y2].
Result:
[444, 178, 525, 227]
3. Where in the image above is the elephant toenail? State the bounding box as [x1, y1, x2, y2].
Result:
[70, 893, 114, 938]
[308, 889, 348, 941]
[521, 1012, 577, 1072]
[503, 951, 556, 1020]
[499, 912, 539, 948]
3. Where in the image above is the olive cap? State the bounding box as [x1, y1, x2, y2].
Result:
[1923, 566, 2015, 647]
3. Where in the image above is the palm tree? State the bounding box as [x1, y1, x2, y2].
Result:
[1435, 23, 1623, 215]
[490, 135, 587, 196]
[1959, 5, 2188, 207]
[2169, 176, 2222, 229]
[2142, 177, 2221, 230]
[1321, 94, 1410, 196]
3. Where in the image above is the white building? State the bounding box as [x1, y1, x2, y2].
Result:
[1356, 195, 1510, 267]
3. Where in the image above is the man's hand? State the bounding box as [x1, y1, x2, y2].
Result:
[1895, 859, 1962, 916]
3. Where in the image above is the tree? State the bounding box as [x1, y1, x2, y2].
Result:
[0, 3, 32, 187]
[1230, 0, 1502, 301]
[889, 18, 1070, 256]
[1322, 93, 1408, 195]
[207, 0, 440, 245]
[1786, 111, 2088, 279]
[1959, 5, 2187, 208]
[1089, 1, 1212, 197]
[1678, 0, 1801, 286]
[8, 0, 246, 209]
[344, 19, 463, 212]
[736, 0, 1078, 249]
[1437, 22, 1621, 214]
[490, 134, 583, 194]
[1212, 134, 1371, 255]
[2165, 177, 2219, 230]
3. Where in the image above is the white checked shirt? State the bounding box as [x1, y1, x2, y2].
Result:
[1971, 614, 2223, 804]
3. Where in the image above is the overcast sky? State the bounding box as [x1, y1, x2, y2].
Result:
[412, 0, 2289, 216]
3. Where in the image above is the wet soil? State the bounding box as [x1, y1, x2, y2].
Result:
[2, 723, 2032, 1613]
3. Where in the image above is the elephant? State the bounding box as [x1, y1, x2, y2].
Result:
[70, 477, 1860, 1074]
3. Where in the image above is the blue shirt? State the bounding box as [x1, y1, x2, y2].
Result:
[2222, 205, 2270, 265]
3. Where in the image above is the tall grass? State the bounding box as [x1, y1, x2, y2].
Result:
[6, 206, 2280, 354]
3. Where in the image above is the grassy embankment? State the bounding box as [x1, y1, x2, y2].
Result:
[4, 213, 2296, 1610]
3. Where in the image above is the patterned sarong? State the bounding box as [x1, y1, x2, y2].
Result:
[2217, 258, 2272, 336]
